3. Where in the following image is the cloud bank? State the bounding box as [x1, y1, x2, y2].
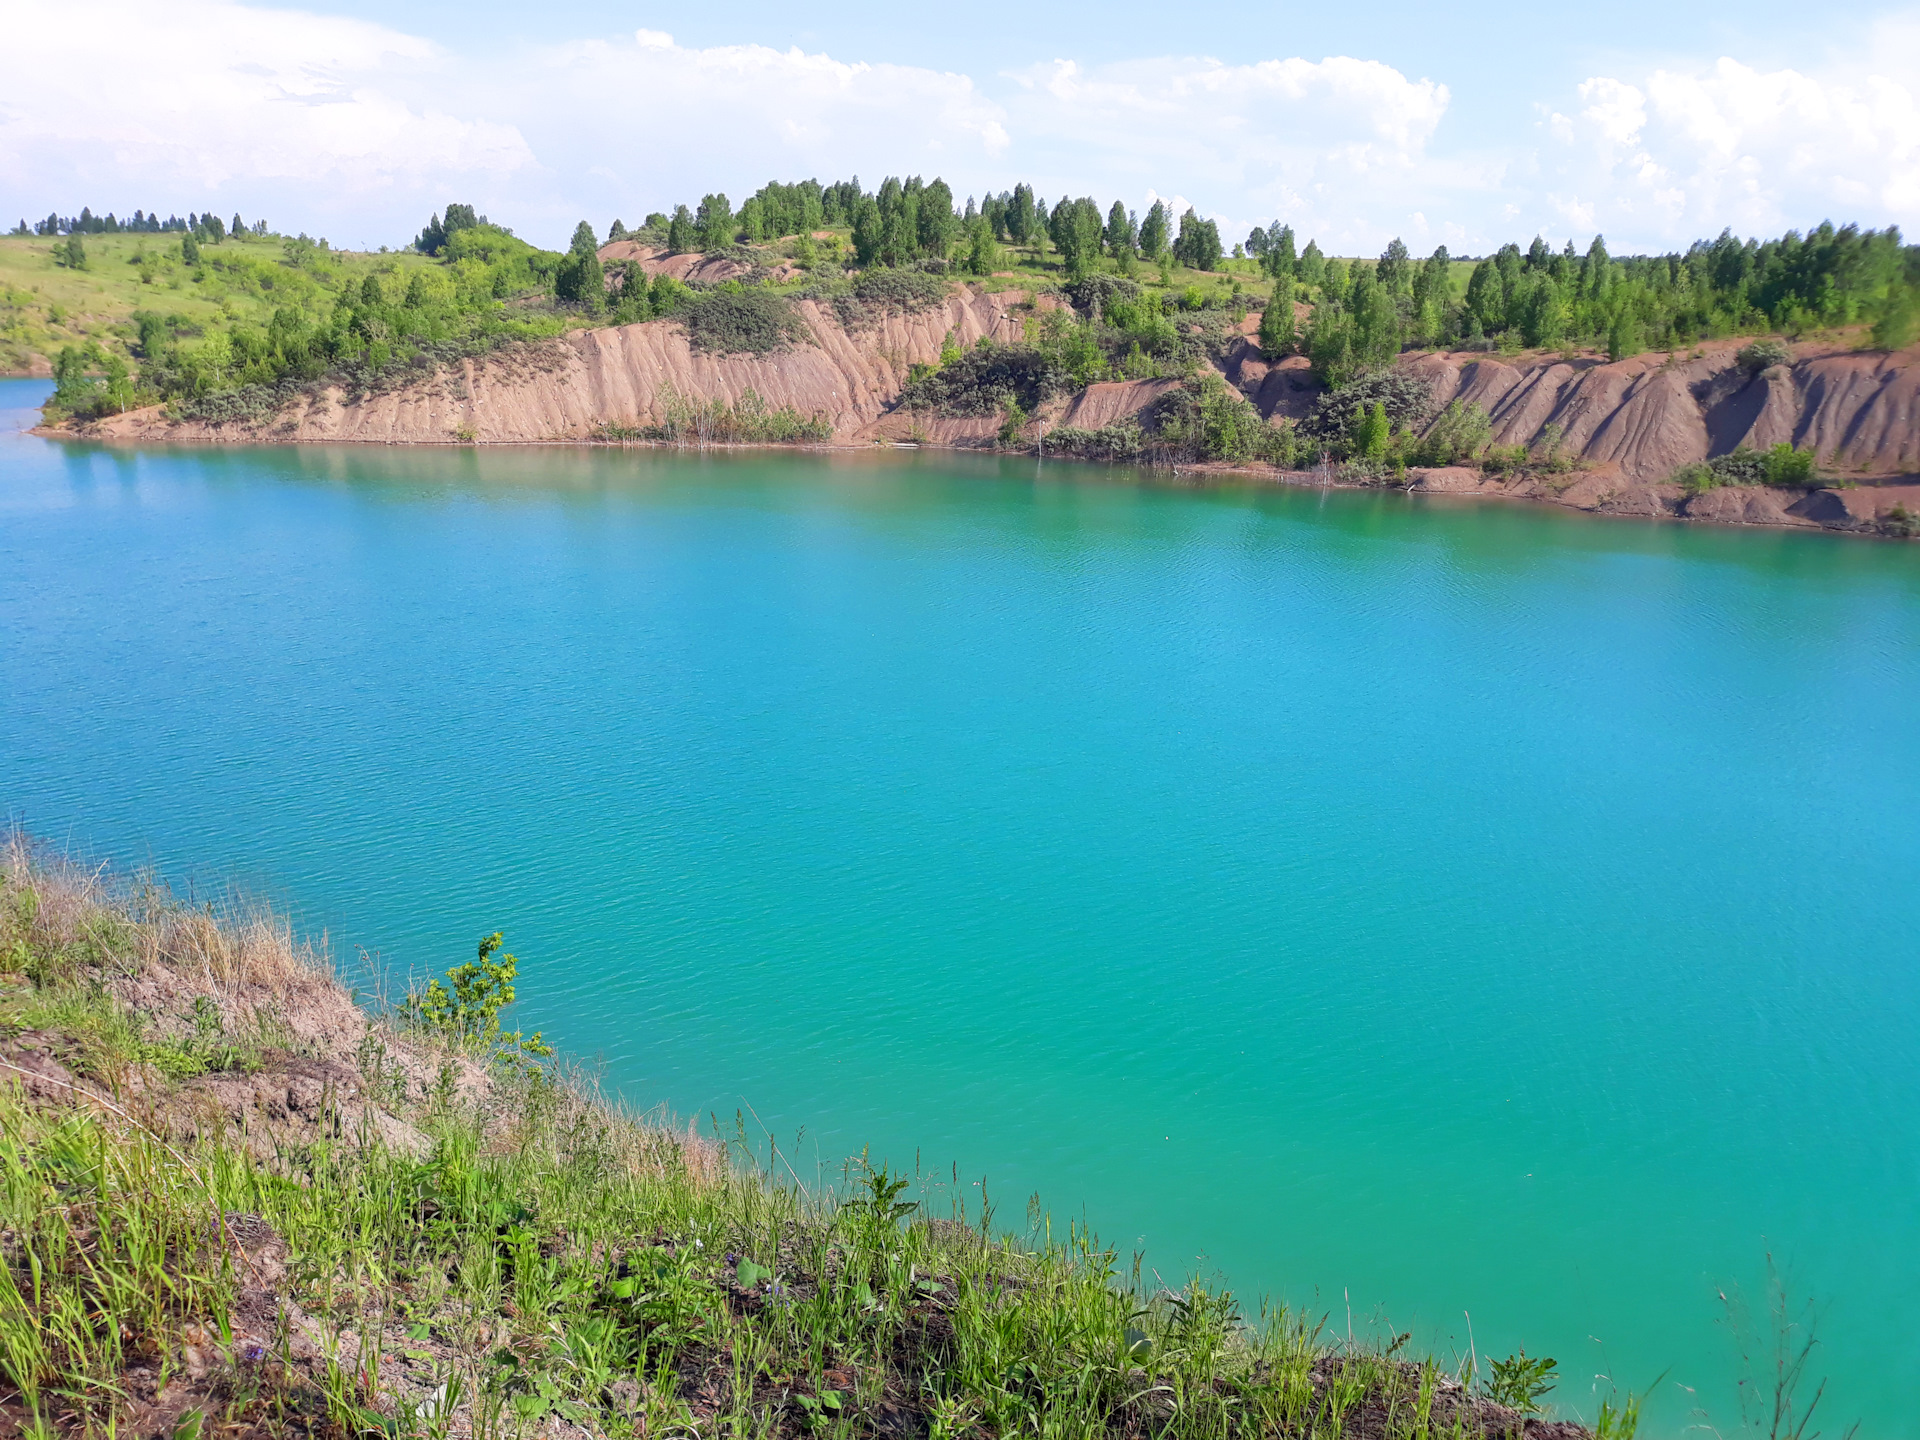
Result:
[1, 0, 1914, 254]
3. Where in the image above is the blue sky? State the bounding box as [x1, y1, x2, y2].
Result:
[4, 0, 1917, 255]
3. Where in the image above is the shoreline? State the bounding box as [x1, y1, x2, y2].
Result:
[27, 416, 1919, 539]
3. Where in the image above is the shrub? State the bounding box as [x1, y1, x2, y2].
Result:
[613, 385, 832, 444]
[1674, 443, 1820, 493]
[1413, 399, 1492, 465]
[680, 290, 810, 354]
[1043, 420, 1145, 461]
[828, 268, 948, 329]
[1735, 338, 1791, 372]
[1063, 275, 1141, 317]
[899, 342, 1064, 416]
[1881, 503, 1917, 538]
[399, 930, 551, 1068]
[1300, 370, 1436, 442]
[1150, 373, 1296, 464]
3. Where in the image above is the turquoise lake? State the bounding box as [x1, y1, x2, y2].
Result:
[3, 377, 1917, 1434]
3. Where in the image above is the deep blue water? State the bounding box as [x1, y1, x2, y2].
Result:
[4, 378, 1917, 1434]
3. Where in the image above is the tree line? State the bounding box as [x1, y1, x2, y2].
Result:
[1280, 222, 1917, 383]
[594, 174, 1915, 361]
[11, 209, 267, 239]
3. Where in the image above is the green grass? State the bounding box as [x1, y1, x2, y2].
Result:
[0, 232, 440, 377]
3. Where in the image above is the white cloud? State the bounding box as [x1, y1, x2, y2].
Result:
[1547, 50, 1920, 247]
[0, 0, 1912, 256]
[999, 55, 1455, 248]
[0, 0, 532, 231]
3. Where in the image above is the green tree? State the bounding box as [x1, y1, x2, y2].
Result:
[1348, 265, 1401, 370]
[695, 194, 734, 250]
[1262, 224, 1297, 282]
[1298, 239, 1325, 289]
[1606, 308, 1641, 362]
[1350, 400, 1390, 462]
[1050, 197, 1105, 282]
[1138, 201, 1170, 260]
[851, 197, 884, 266]
[1258, 293, 1295, 359]
[916, 179, 955, 257]
[554, 221, 605, 310]
[1105, 201, 1135, 258]
[1008, 184, 1037, 245]
[1172, 209, 1223, 271]
[1377, 237, 1411, 295]
[60, 234, 87, 270]
[666, 205, 695, 253]
[964, 219, 1001, 276]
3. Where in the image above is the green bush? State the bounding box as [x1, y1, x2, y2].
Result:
[399, 931, 552, 1068]
[1043, 420, 1145, 461]
[1674, 443, 1819, 493]
[827, 268, 948, 329]
[1735, 338, 1791, 372]
[680, 290, 810, 354]
[1412, 399, 1492, 465]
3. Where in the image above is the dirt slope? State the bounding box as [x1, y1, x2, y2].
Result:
[88, 287, 1028, 446]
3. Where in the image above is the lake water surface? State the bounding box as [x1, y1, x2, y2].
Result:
[4, 378, 1917, 1434]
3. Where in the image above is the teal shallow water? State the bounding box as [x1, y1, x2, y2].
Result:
[4, 378, 1918, 1434]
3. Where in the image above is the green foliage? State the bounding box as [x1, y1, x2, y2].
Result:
[695, 194, 735, 251]
[1151, 372, 1295, 464]
[1049, 197, 1106, 282]
[902, 342, 1061, 417]
[1486, 1351, 1556, 1414]
[1171, 208, 1223, 271]
[1043, 419, 1146, 461]
[553, 221, 606, 312]
[1873, 285, 1918, 350]
[678, 289, 809, 354]
[1138, 201, 1169, 261]
[1674, 442, 1821, 493]
[1737, 338, 1792, 371]
[1415, 399, 1493, 465]
[1257, 296, 1295, 359]
[1348, 400, 1390, 463]
[615, 385, 831, 444]
[399, 931, 552, 1067]
[1301, 370, 1435, 446]
[998, 397, 1028, 445]
[415, 204, 484, 255]
[666, 205, 696, 254]
[58, 235, 86, 271]
[824, 266, 948, 329]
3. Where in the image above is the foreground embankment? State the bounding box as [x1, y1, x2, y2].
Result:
[0, 837, 1603, 1440]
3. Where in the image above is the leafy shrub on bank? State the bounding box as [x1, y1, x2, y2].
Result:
[604, 386, 832, 444]
[1300, 370, 1436, 443]
[1736, 338, 1792, 372]
[1673, 443, 1820, 493]
[820, 268, 949, 330]
[1148, 373, 1297, 465]
[1044, 419, 1146, 461]
[899, 341, 1066, 416]
[680, 289, 811, 354]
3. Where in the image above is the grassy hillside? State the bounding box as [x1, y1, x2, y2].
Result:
[0, 839, 1628, 1440]
[0, 232, 440, 377]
